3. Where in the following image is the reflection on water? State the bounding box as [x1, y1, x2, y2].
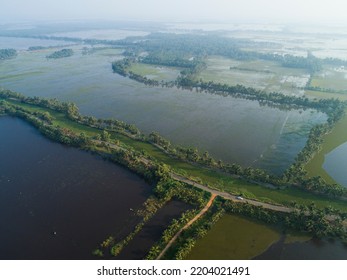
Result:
[0, 116, 151, 259]
[323, 142, 347, 187]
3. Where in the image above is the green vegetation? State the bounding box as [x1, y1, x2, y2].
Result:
[156, 204, 225, 260]
[128, 63, 180, 81]
[310, 69, 347, 92]
[0, 48, 17, 60]
[28, 46, 48, 51]
[96, 179, 208, 258]
[1, 73, 347, 259]
[305, 110, 347, 183]
[2, 29, 347, 260]
[197, 56, 308, 95]
[46, 48, 74, 59]
[186, 214, 281, 260]
[1, 88, 347, 260]
[156, 196, 347, 260]
[305, 90, 347, 101]
[1, 88, 347, 211]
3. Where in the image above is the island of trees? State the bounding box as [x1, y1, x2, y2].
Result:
[46, 48, 74, 59]
[0, 48, 17, 60]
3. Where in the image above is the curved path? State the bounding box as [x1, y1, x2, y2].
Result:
[156, 194, 217, 260]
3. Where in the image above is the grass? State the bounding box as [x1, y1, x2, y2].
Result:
[311, 67, 347, 92]
[128, 63, 180, 81]
[4, 98, 347, 211]
[186, 214, 281, 260]
[305, 110, 347, 184]
[284, 230, 311, 244]
[305, 90, 347, 101]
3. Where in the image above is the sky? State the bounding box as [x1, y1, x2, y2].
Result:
[1, 0, 347, 24]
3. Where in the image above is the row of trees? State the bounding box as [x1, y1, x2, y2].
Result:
[116, 32, 341, 73]
[147, 191, 347, 259]
[0, 89, 141, 136]
[2, 91, 347, 259]
[0, 48, 17, 60]
[46, 48, 74, 59]
[94, 177, 209, 258]
[223, 199, 346, 239]
[111, 56, 345, 121]
[146, 192, 222, 260]
[305, 85, 347, 95]
[2, 88, 346, 198]
[110, 58, 347, 197]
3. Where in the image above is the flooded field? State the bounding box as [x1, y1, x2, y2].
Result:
[0, 36, 75, 50]
[255, 237, 347, 260]
[199, 56, 309, 96]
[116, 200, 193, 260]
[0, 37, 326, 174]
[187, 214, 347, 260]
[306, 111, 347, 185]
[0, 116, 152, 259]
[1, 22, 347, 262]
[52, 29, 149, 40]
[129, 63, 181, 82]
[323, 142, 347, 187]
[311, 66, 347, 91]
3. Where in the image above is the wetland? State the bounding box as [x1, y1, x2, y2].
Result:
[1, 21, 347, 260]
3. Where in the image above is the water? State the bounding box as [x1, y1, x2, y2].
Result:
[188, 214, 347, 260]
[323, 142, 347, 187]
[0, 37, 327, 174]
[0, 36, 74, 50]
[255, 236, 347, 260]
[116, 200, 193, 260]
[0, 116, 152, 259]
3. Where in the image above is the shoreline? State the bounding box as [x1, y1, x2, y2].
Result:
[305, 109, 347, 184]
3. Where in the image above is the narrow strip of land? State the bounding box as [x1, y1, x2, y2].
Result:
[156, 194, 217, 260]
[170, 173, 292, 213]
[100, 138, 292, 213]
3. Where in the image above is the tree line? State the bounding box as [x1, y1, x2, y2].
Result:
[2, 89, 347, 259]
[0, 48, 17, 60]
[46, 48, 74, 59]
[150, 195, 347, 259]
[2, 88, 346, 199]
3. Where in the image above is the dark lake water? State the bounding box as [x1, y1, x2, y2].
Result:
[0, 116, 153, 259]
[0, 39, 326, 174]
[323, 142, 347, 187]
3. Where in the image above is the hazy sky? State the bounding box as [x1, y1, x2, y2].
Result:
[1, 0, 347, 24]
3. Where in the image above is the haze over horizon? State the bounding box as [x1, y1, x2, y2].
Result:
[1, 0, 347, 25]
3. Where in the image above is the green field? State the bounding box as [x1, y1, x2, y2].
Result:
[198, 56, 309, 96]
[305, 110, 347, 184]
[305, 90, 347, 101]
[186, 214, 281, 259]
[129, 63, 181, 81]
[4, 98, 347, 211]
[311, 66, 347, 92]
